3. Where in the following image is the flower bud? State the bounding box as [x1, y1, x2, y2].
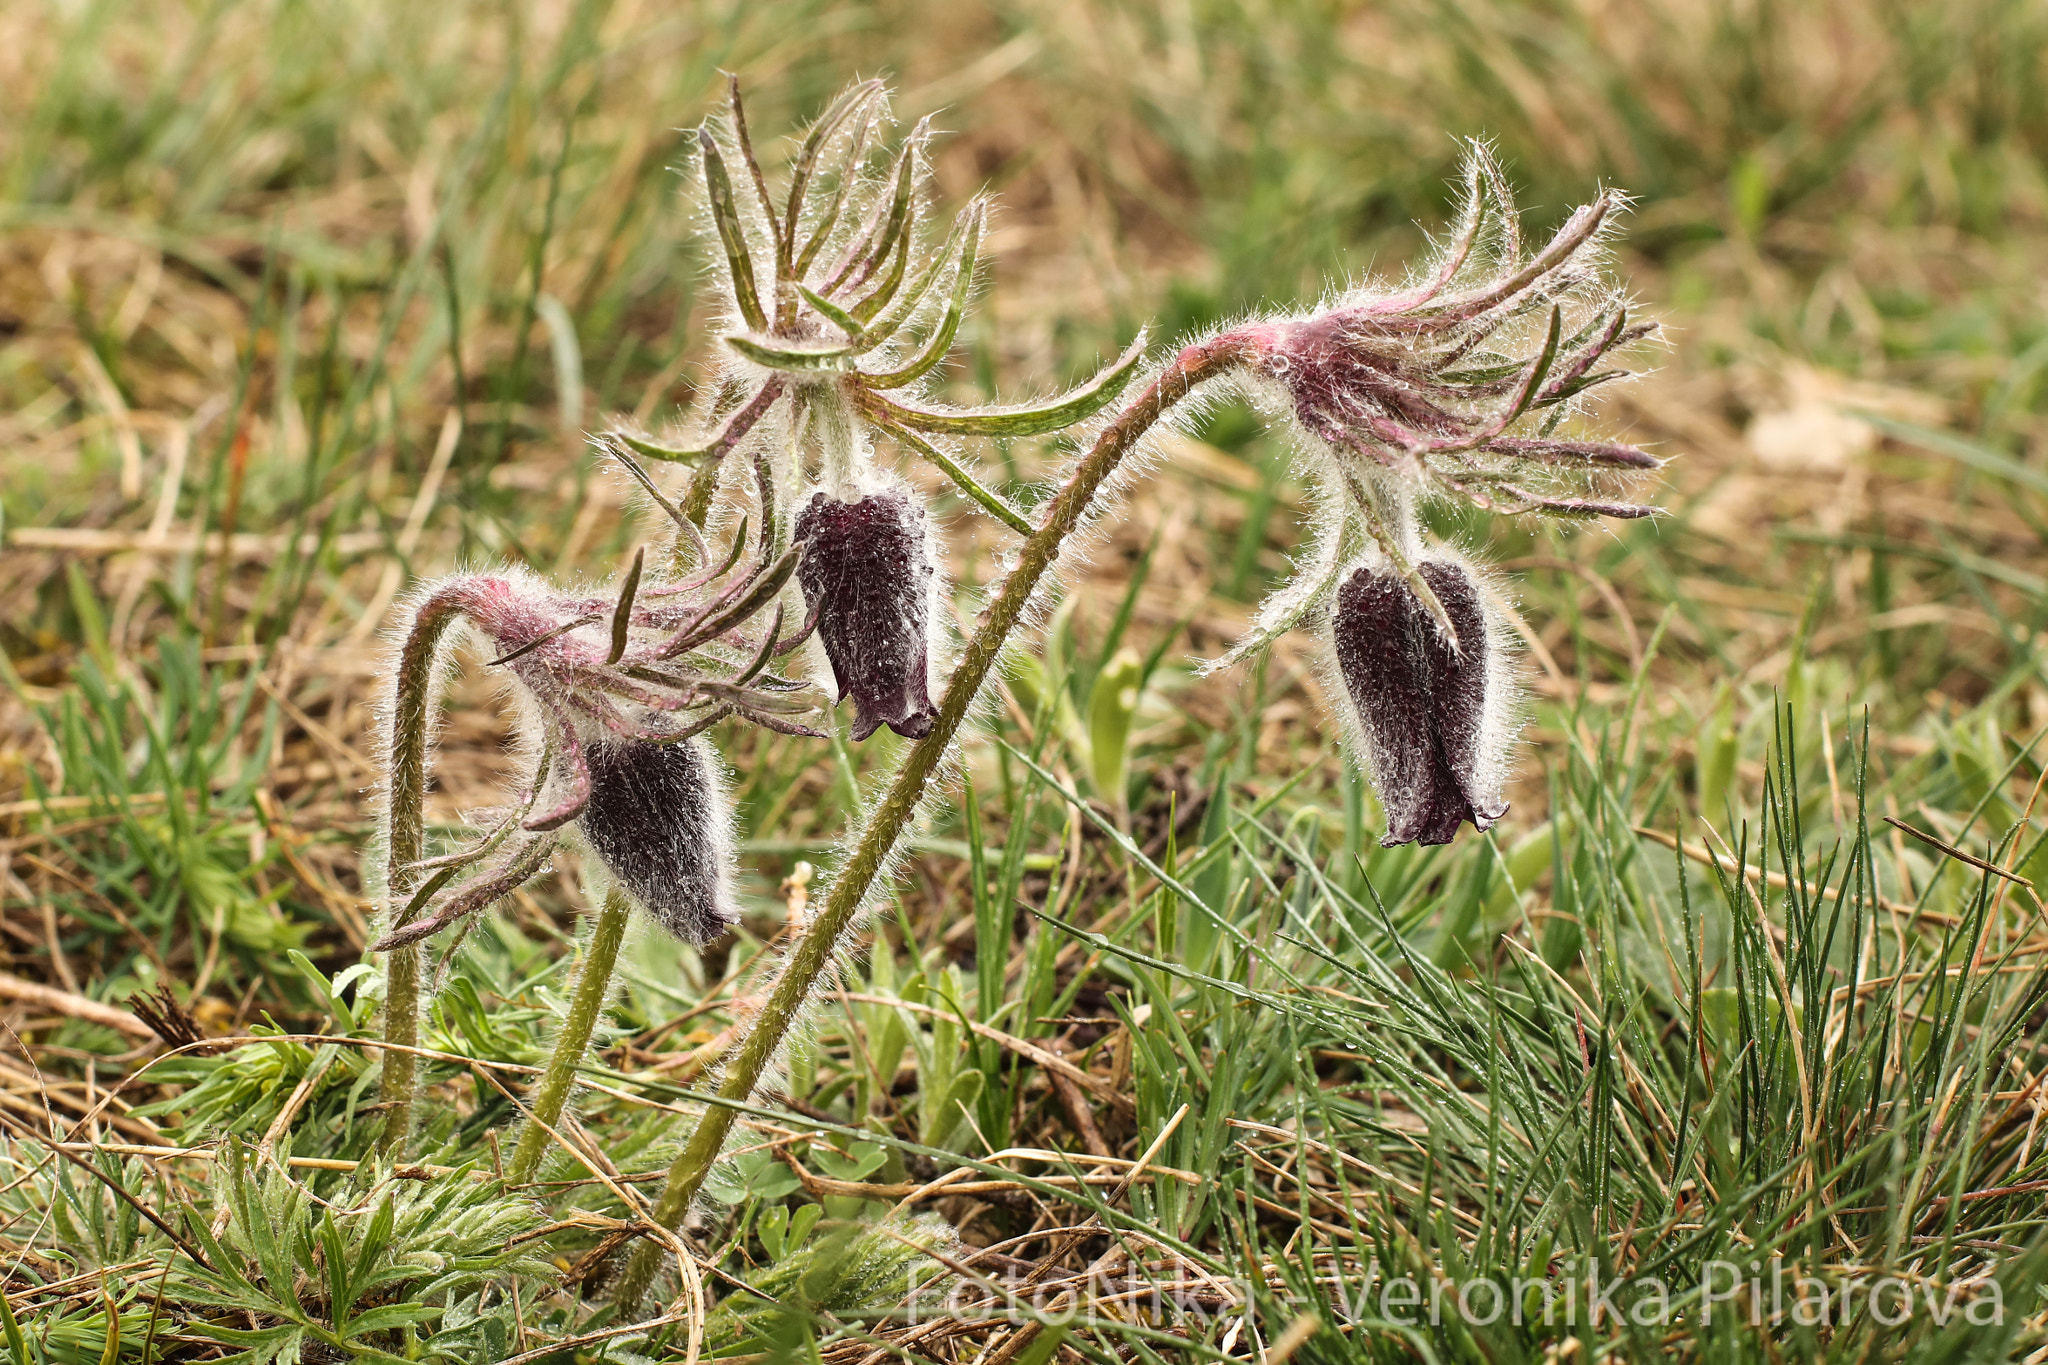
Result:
[794, 486, 939, 741]
[1331, 558, 1508, 846]
[579, 734, 741, 945]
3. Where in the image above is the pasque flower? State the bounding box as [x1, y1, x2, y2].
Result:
[1330, 556, 1509, 846]
[794, 484, 939, 740]
[371, 471, 822, 953]
[1202, 146, 1661, 844]
[587, 86, 1672, 1308]
[579, 734, 743, 945]
[607, 78, 1150, 742]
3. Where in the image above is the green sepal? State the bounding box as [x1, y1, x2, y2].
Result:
[860, 334, 1147, 438]
[699, 126, 768, 332]
[726, 334, 859, 373]
[863, 201, 985, 390]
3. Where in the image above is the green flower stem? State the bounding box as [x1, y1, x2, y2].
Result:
[612, 335, 1248, 1310]
[376, 584, 471, 1156]
[507, 885, 634, 1184]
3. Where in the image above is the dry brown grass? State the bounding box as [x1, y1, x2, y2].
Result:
[3, 0, 2046, 1038]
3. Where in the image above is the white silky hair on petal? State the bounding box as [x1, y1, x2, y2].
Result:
[1312, 542, 1522, 841]
[1457, 549, 1527, 822]
[792, 464, 952, 717]
[579, 732, 743, 945]
[1311, 545, 1383, 811]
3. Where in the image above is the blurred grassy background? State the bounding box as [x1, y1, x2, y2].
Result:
[5, 0, 2048, 1355]
[6, 0, 2048, 982]
[0, 0, 2041, 1092]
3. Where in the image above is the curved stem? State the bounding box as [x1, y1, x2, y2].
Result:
[375, 584, 473, 1156]
[507, 885, 635, 1184]
[612, 335, 1249, 1310]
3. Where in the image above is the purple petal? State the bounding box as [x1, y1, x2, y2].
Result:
[1332, 561, 1505, 847]
[579, 736, 740, 945]
[1415, 561, 1508, 835]
[794, 488, 938, 740]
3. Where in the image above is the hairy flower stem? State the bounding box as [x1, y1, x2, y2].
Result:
[376, 586, 470, 1156]
[507, 885, 634, 1184]
[612, 336, 1249, 1311]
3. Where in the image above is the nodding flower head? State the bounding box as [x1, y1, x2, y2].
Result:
[372, 492, 823, 953]
[794, 484, 939, 741]
[604, 77, 1150, 679]
[580, 733, 741, 945]
[1197, 146, 1661, 845]
[1329, 556, 1510, 846]
[1227, 145, 1661, 526]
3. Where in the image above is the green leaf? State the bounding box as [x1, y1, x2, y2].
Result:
[881, 422, 1033, 534]
[0, 1283, 30, 1364]
[318, 1210, 352, 1329]
[1088, 647, 1144, 808]
[1504, 304, 1562, 427]
[798, 284, 865, 340]
[65, 559, 113, 675]
[343, 1302, 448, 1337]
[758, 1203, 789, 1260]
[350, 1193, 399, 1302]
[786, 1202, 823, 1253]
[930, 1068, 985, 1149]
[852, 201, 973, 348]
[607, 544, 644, 665]
[836, 120, 927, 318]
[784, 80, 885, 265]
[1013, 1324, 1071, 1365]
[612, 430, 709, 465]
[859, 334, 1147, 438]
[1861, 412, 2048, 499]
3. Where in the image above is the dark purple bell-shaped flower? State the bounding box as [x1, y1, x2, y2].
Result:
[1332, 558, 1509, 846]
[580, 734, 741, 945]
[793, 486, 939, 741]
